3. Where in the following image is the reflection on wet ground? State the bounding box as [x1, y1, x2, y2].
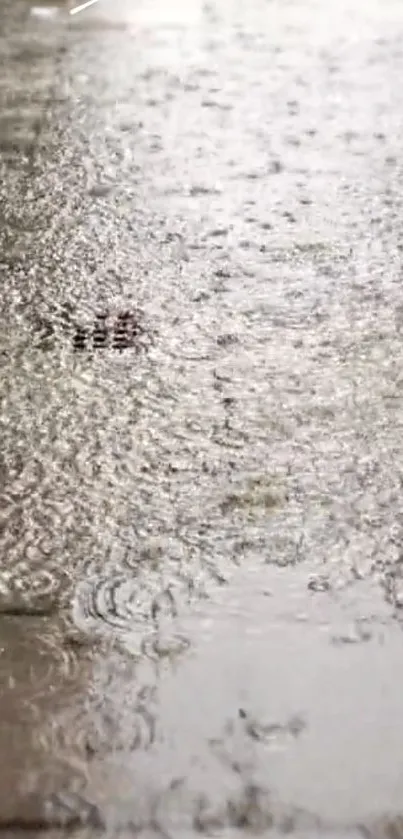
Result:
[2, 0, 403, 834]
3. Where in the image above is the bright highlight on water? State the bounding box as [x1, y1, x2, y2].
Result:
[69, 0, 101, 15]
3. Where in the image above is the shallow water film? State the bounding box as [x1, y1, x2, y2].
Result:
[1, 0, 403, 836]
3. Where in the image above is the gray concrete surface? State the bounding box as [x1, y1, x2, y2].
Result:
[2, 0, 403, 835]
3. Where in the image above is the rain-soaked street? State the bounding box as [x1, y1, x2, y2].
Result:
[1, 0, 403, 835]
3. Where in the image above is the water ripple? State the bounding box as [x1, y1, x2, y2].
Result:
[72, 574, 146, 632]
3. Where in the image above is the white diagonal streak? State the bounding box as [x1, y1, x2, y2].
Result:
[69, 0, 101, 15]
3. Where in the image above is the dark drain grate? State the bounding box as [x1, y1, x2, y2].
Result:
[73, 311, 145, 352]
[93, 313, 108, 348]
[73, 325, 89, 352]
[32, 307, 150, 353]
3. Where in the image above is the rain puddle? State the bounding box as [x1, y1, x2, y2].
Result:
[2, 0, 403, 835]
[8, 562, 400, 835]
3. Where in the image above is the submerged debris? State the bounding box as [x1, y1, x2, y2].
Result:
[221, 475, 286, 515]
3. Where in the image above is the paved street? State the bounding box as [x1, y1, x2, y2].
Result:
[1, 0, 403, 836]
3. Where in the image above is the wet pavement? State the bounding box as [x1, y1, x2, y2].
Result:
[1, 0, 403, 835]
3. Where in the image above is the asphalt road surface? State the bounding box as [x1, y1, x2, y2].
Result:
[1, 0, 403, 836]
